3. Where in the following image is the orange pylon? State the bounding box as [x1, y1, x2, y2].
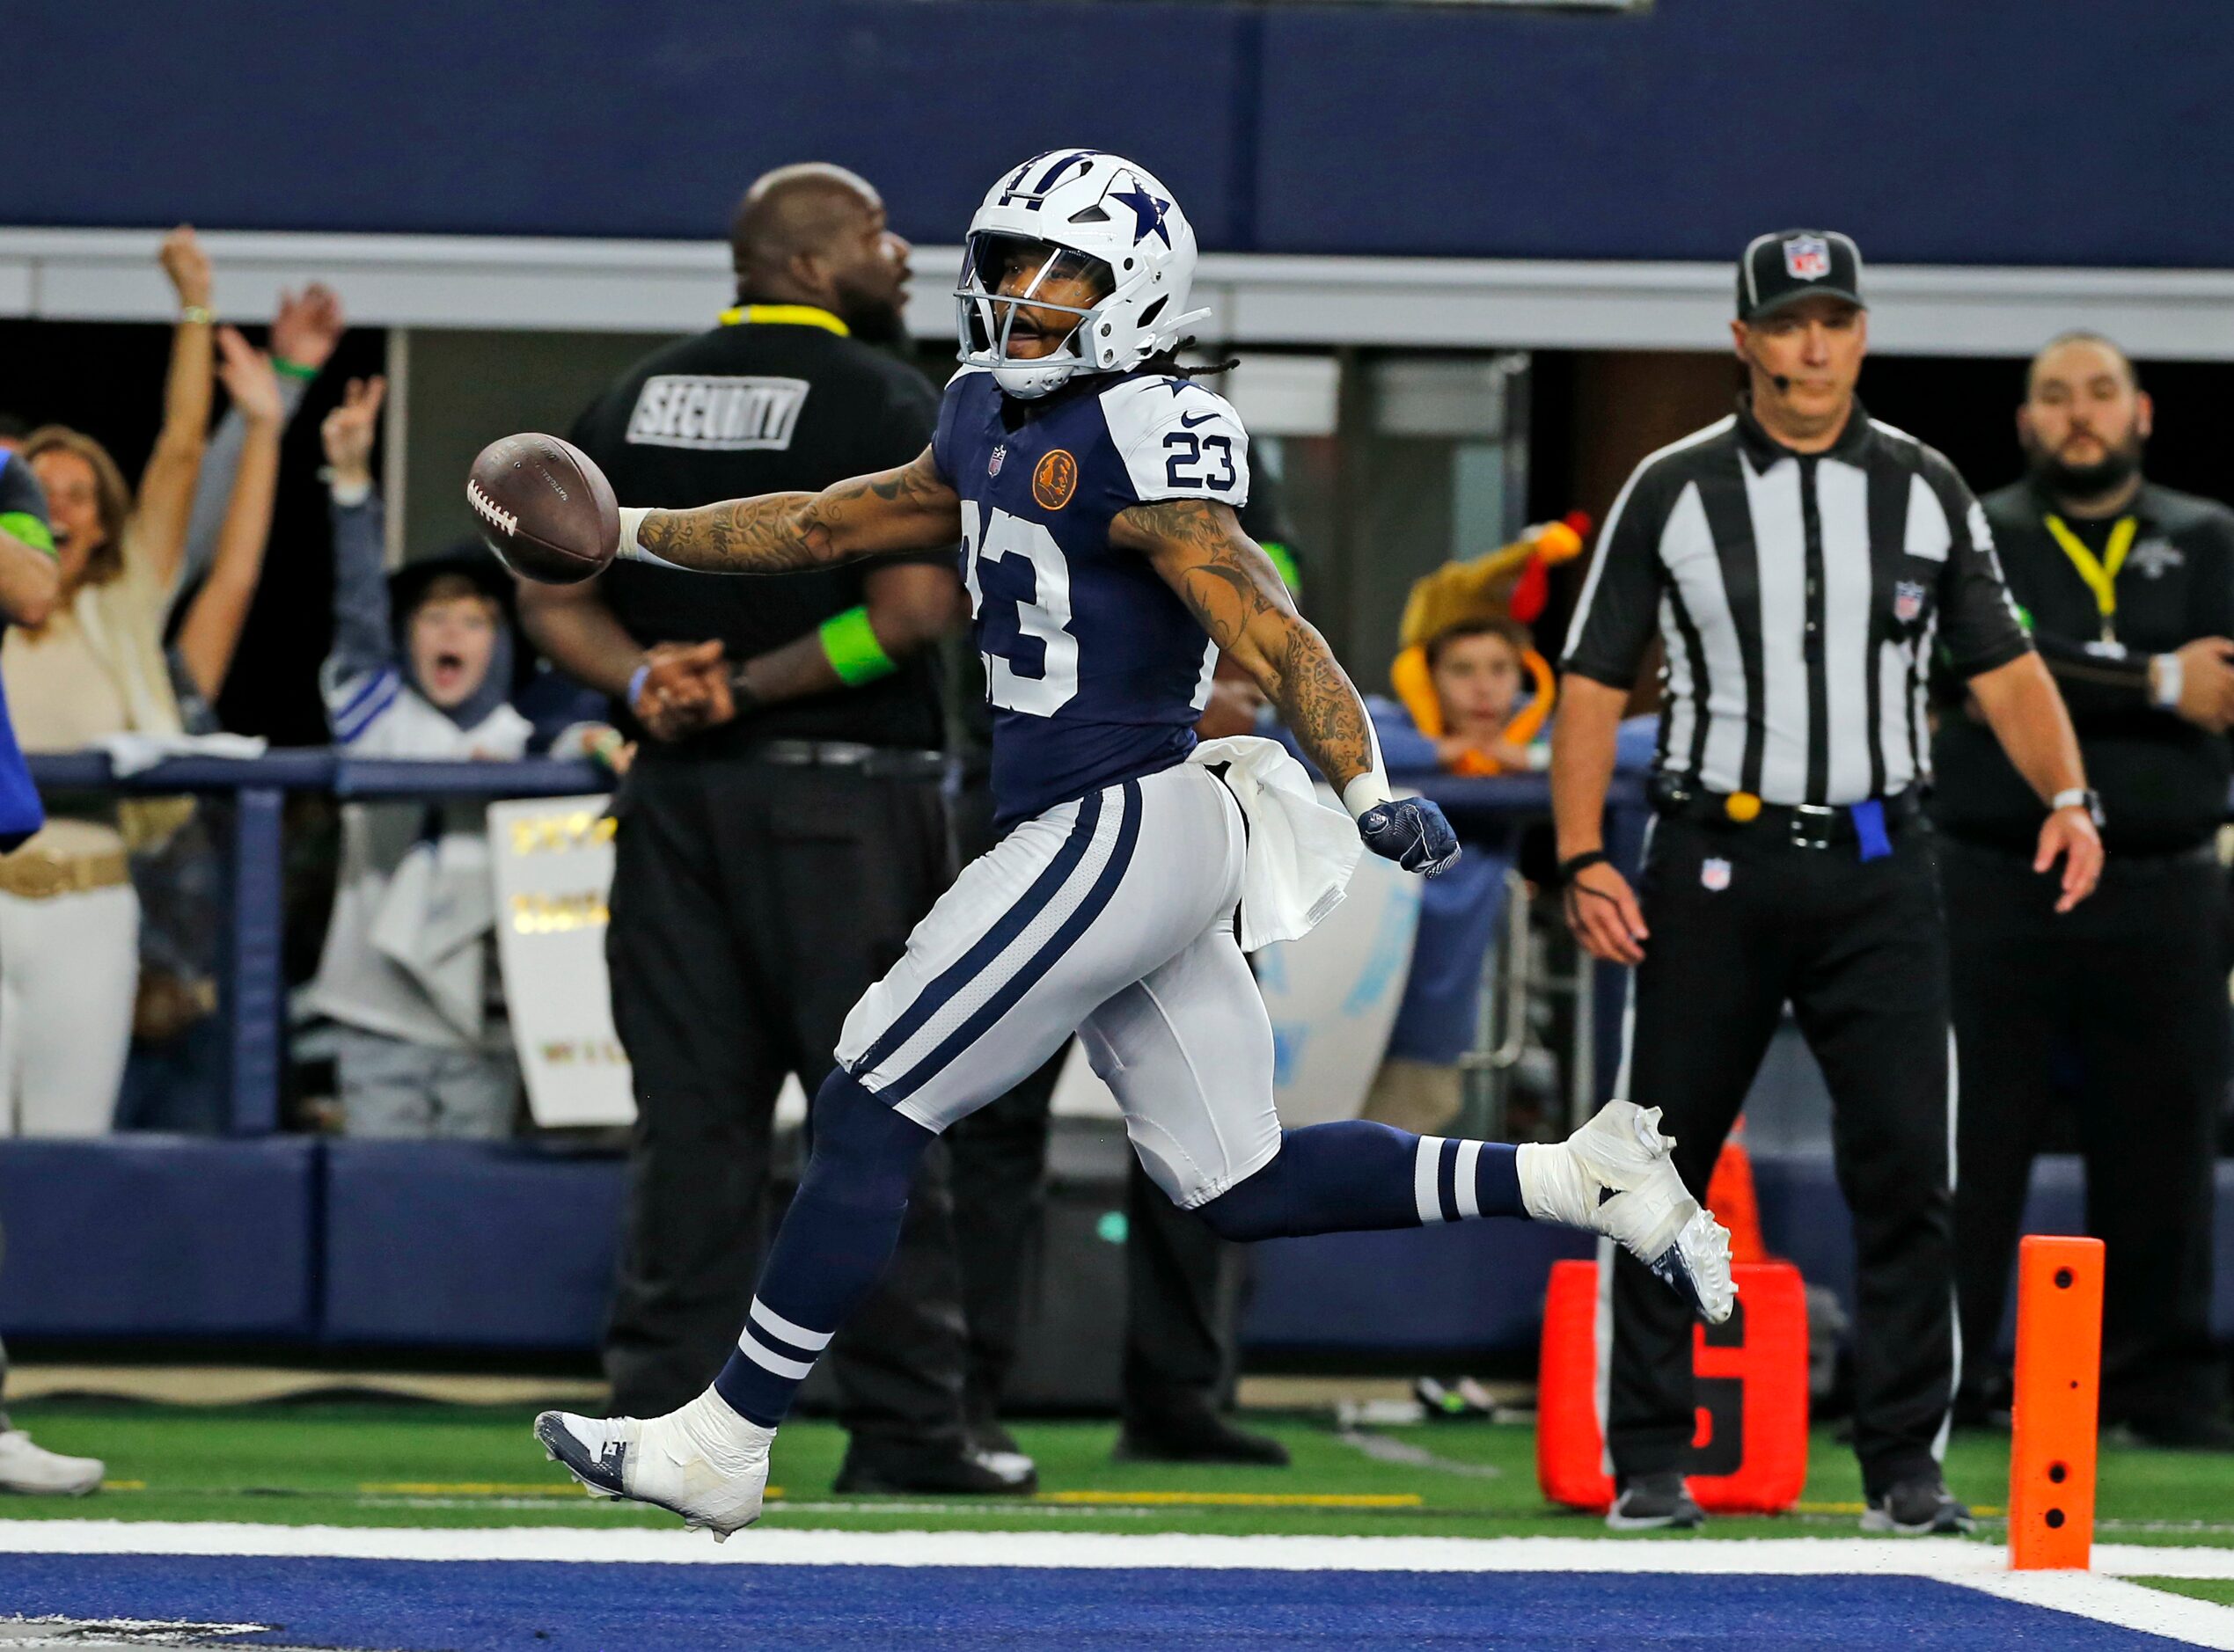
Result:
[2009, 1235, 2104, 1569]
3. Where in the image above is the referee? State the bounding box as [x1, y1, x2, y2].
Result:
[1552, 230, 2103, 1533]
[1937, 333, 2234, 1449]
[519, 164, 1007, 1494]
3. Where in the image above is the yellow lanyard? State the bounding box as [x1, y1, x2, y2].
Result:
[715, 303, 851, 336]
[2043, 513, 2138, 642]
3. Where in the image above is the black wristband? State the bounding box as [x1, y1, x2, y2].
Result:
[1557, 849, 1611, 886]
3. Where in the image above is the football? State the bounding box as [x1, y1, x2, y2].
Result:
[465, 433, 620, 585]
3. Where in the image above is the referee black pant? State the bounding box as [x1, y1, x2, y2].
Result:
[1609, 815, 1954, 1497]
[1942, 834, 2227, 1429]
[602, 751, 971, 1458]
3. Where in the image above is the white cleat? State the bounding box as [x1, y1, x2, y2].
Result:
[1519, 1100, 1736, 1324]
[0, 1429, 102, 1496]
[535, 1391, 773, 1539]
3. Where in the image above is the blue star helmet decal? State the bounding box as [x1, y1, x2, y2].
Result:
[1110, 183, 1173, 247]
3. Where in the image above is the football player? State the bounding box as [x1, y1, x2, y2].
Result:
[532, 152, 1732, 1534]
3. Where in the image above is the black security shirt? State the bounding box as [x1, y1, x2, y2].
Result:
[568, 312, 947, 753]
[1931, 479, 2234, 853]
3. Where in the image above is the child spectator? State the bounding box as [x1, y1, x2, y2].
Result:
[1421, 616, 1553, 775]
[300, 376, 534, 1138]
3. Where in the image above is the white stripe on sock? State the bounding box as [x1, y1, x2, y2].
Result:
[750, 1298, 833, 1353]
[1454, 1139, 1483, 1219]
[738, 1326, 815, 1382]
[1414, 1137, 1445, 1224]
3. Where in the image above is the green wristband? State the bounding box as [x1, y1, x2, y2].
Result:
[0, 512, 55, 558]
[819, 605, 897, 686]
[1258, 540, 1301, 596]
[274, 357, 320, 382]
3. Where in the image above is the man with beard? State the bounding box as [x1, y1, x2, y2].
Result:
[519, 164, 1017, 1492]
[1935, 331, 2234, 1449]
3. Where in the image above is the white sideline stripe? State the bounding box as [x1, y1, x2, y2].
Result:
[750, 1299, 832, 1354]
[7, 1522, 2234, 1579]
[736, 1327, 813, 1382]
[1454, 1140, 1483, 1219]
[1412, 1137, 1443, 1224]
[3, 1529, 2229, 1648]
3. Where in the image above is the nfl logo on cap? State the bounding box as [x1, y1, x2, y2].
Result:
[1784, 235, 1832, 281]
[1894, 580, 1926, 624]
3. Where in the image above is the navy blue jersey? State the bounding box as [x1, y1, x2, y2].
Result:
[933, 366, 1253, 826]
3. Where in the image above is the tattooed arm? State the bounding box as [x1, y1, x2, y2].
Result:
[1113, 497, 1378, 800]
[629, 447, 962, 574]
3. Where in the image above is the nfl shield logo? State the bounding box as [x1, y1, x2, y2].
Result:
[1784, 235, 1832, 281]
[1701, 857, 1732, 893]
[988, 444, 1007, 477]
[1894, 580, 1927, 624]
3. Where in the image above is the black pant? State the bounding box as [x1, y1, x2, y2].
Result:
[947, 1047, 1240, 1427]
[1610, 815, 1954, 1496]
[602, 752, 971, 1456]
[1942, 834, 2227, 1427]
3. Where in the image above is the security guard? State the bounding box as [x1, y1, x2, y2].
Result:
[1553, 230, 2102, 1533]
[518, 164, 1013, 1494]
[1937, 332, 2234, 1449]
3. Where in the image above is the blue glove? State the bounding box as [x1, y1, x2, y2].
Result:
[1359, 797, 1461, 877]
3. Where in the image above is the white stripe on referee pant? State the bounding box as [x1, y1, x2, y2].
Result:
[1413, 1137, 1446, 1224]
[1453, 1139, 1483, 1219]
[737, 1327, 815, 1383]
[750, 1298, 833, 1353]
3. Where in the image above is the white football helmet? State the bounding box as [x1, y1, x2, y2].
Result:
[955, 150, 1212, 399]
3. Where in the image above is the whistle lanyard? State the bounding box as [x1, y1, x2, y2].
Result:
[2044, 513, 2139, 643]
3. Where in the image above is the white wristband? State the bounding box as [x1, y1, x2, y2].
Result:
[2151, 652, 2183, 710]
[1340, 697, 1393, 819]
[615, 507, 689, 572]
[2050, 786, 2090, 814]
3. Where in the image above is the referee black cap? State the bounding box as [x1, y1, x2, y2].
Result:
[1737, 230, 1866, 320]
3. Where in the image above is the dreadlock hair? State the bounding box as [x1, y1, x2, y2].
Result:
[1139, 346, 1239, 382]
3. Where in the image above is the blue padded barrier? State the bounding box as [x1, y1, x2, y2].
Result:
[1242, 1217, 1595, 1356]
[0, 1137, 317, 1339]
[1752, 1152, 2234, 1357]
[319, 1143, 625, 1349]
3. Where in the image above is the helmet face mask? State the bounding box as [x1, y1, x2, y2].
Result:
[955, 151, 1212, 399]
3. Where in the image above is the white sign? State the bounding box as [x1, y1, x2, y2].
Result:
[487, 795, 811, 1129]
[487, 794, 635, 1128]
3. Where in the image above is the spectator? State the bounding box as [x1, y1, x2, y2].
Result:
[0, 227, 215, 1135]
[300, 377, 538, 1138]
[0, 450, 102, 1495]
[1417, 618, 1552, 775]
[118, 329, 290, 1132]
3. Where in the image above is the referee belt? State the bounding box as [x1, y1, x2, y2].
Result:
[1650, 781, 1920, 850]
[749, 739, 949, 781]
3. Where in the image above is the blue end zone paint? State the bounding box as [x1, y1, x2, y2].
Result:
[0, 1557, 2198, 1651]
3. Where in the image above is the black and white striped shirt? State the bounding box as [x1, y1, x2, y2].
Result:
[1561, 398, 2031, 807]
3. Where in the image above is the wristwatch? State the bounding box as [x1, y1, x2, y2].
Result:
[2050, 786, 2106, 828]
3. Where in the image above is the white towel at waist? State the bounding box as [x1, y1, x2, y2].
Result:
[1186, 735, 1362, 952]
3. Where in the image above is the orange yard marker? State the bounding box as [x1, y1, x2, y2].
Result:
[2009, 1235, 2104, 1570]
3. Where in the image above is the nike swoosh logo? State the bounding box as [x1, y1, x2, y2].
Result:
[1178, 412, 1218, 428]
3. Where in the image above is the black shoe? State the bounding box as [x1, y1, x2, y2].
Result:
[833, 1445, 1037, 1496]
[1862, 1475, 1974, 1535]
[1605, 1472, 1703, 1531]
[1115, 1409, 1291, 1467]
[2116, 1412, 2234, 1451]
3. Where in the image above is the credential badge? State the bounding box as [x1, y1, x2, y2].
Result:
[1784, 235, 1832, 281]
[1701, 857, 1732, 893]
[1894, 580, 1927, 624]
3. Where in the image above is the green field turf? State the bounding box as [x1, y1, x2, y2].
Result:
[3, 1401, 2231, 1547]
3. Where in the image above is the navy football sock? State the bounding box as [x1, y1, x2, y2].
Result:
[1191, 1122, 1525, 1242]
[712, 1071, 934, 1428]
